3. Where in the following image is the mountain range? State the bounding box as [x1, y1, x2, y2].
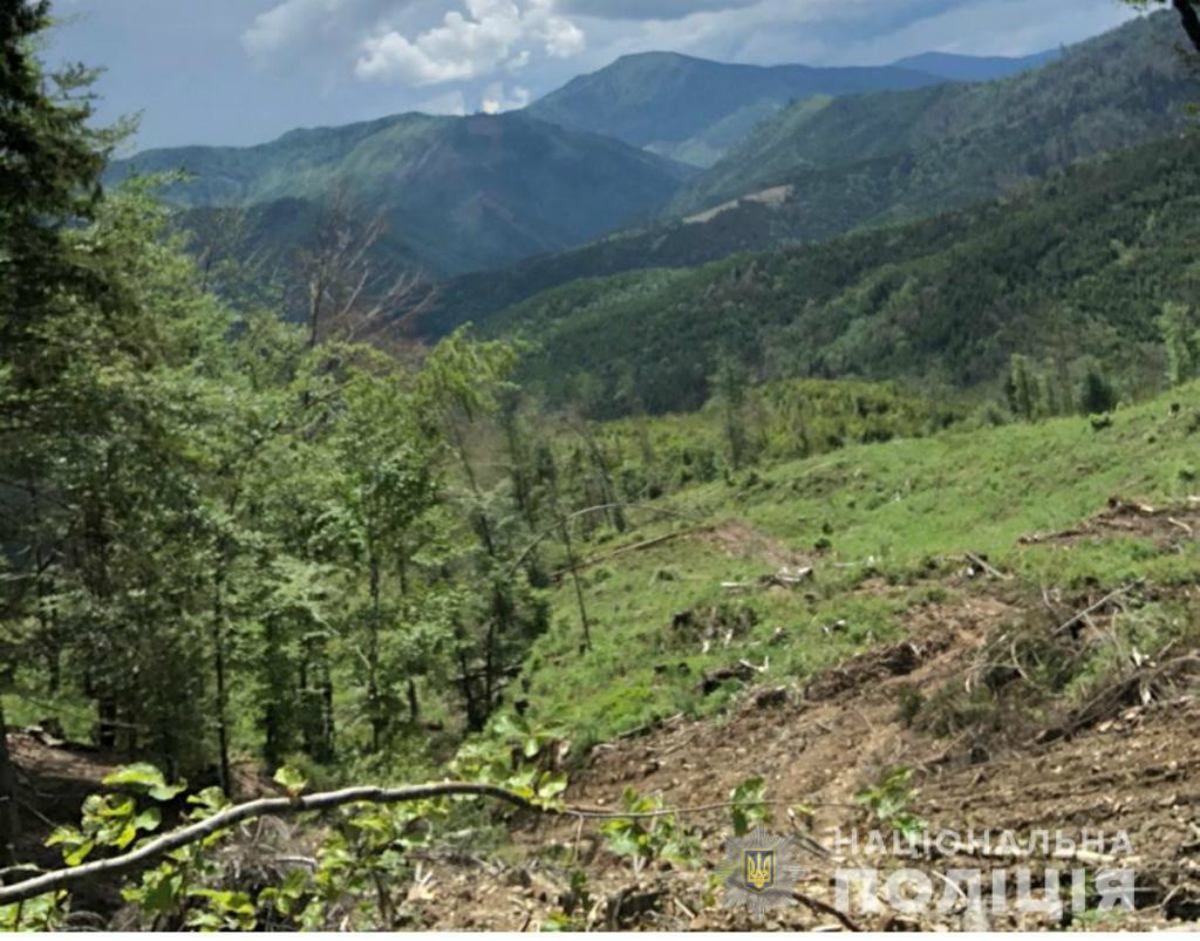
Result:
[528, 48, 1060, 168]
[106, 10, 1197, 402]
[416, 12, 1195, 338]
[108, 42, 1066, 283]
[486, 127, 1200, 416]
[107, 111, 694, 277]
[890, 49, 1061, 82]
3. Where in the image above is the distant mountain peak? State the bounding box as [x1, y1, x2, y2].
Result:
[527, 52, 944, 168]
[889, 48, 1062, 81]
[108, 108, 694, 278]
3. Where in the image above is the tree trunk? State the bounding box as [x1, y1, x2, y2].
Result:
[559, 516, 592, 653]
[263, 616, 286, 771]
[367, 554, 384, 753]
[211, 569, 233, 797]
[0, 698, 18, 868]
[407, 679, 420, 724]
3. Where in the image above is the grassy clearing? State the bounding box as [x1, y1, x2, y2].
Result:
[521, 381, 1200, 745]
[10, 384, 1200, 757]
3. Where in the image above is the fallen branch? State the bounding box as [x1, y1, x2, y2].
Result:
[1051, 582, 1141, 638]
[1168, 517, 1194, 536]
[791, 890, 862, 932]
[0, 781, 840, 907]
[508, 502, 708, 576]
[0, 782, 534, 907]
[557, 527, 709, 577]
[963, 552, 1011, 581]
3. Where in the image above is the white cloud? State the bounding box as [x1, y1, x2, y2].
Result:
[243, 0, 353, 57]
[480, 80, 531, 112]
[354, 0, 585, 85]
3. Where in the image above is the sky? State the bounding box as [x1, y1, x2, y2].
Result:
[48, 0, 1140, 153]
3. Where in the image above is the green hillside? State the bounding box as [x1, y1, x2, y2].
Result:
[672, 11, 1191, 215]
[107, 111, 695, 276]
[526, 51, 945, 167]
[481, 128, 1200, 416]
[415, 13, 1195, 338]
[522, 376, 1200, 744]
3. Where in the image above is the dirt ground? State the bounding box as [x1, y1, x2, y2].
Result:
[406, 587, 1200, 931]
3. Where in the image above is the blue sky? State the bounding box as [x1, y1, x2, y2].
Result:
[48, 0, 1138, 152]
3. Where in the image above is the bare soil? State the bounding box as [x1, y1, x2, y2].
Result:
[409, 586, 1200, 931]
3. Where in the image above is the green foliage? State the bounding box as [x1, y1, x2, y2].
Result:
[672, 12, 1189, 217]
[2, 143, 543, 809]
[272, 765, 308, 797]
[451, 713, 570, 808]
[46, 763, 184, 868]
[0, 891, 67, 932]
[484, 126, 1200, 418]
[1157, 301, 1200, 386]
[103, 763, 188, 802]
[1077, 359, 1120, 415]
[600, 788, 702, 876]
[729, 775, 771, 836]
[854, 766, 926, 841]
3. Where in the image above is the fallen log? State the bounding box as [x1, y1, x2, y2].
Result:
[556, 527, 710, 578]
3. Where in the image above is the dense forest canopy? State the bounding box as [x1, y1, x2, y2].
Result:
[476, 130, 1200, 417]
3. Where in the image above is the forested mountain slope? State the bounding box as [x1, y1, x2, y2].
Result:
[890, 49, 1061, 81]
[107, 111, 695, 276]
[672, 11, 1187, 215]
[525, 52, 945, 167]
[481, 129, 1200, 416]
[415, 13, 1194, 338]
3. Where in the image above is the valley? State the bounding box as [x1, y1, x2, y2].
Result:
[4, 1, 1200, 933]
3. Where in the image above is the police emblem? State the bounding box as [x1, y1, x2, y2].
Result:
[744, 848, 775, 892]
[719, 826, 806, 916]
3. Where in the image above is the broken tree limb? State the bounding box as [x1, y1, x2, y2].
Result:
[0, 782, 537, 907]
[1168, 517, 1194, 536]
[761, 566, 814, 588]
[0, 778, 842, 908]
[556, 527, 710, 578]
[507, 502, 709, 576]
[724, 567, 814, 592]
[1051, 581, 1142, 638]
[963, 552, 1011, 581]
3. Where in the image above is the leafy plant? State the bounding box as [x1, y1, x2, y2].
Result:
[729, 775, 771, 836]
[600, 788, 701, 876]
[854, 766, 925, 841]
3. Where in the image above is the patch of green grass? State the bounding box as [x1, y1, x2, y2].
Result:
[519, 382, 1200, 749]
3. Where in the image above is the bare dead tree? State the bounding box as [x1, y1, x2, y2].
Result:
[184, 206, 279, 303]
[296, 190, 434, 351]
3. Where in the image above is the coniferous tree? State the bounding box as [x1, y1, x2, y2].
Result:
[0, 0, 124, 865]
